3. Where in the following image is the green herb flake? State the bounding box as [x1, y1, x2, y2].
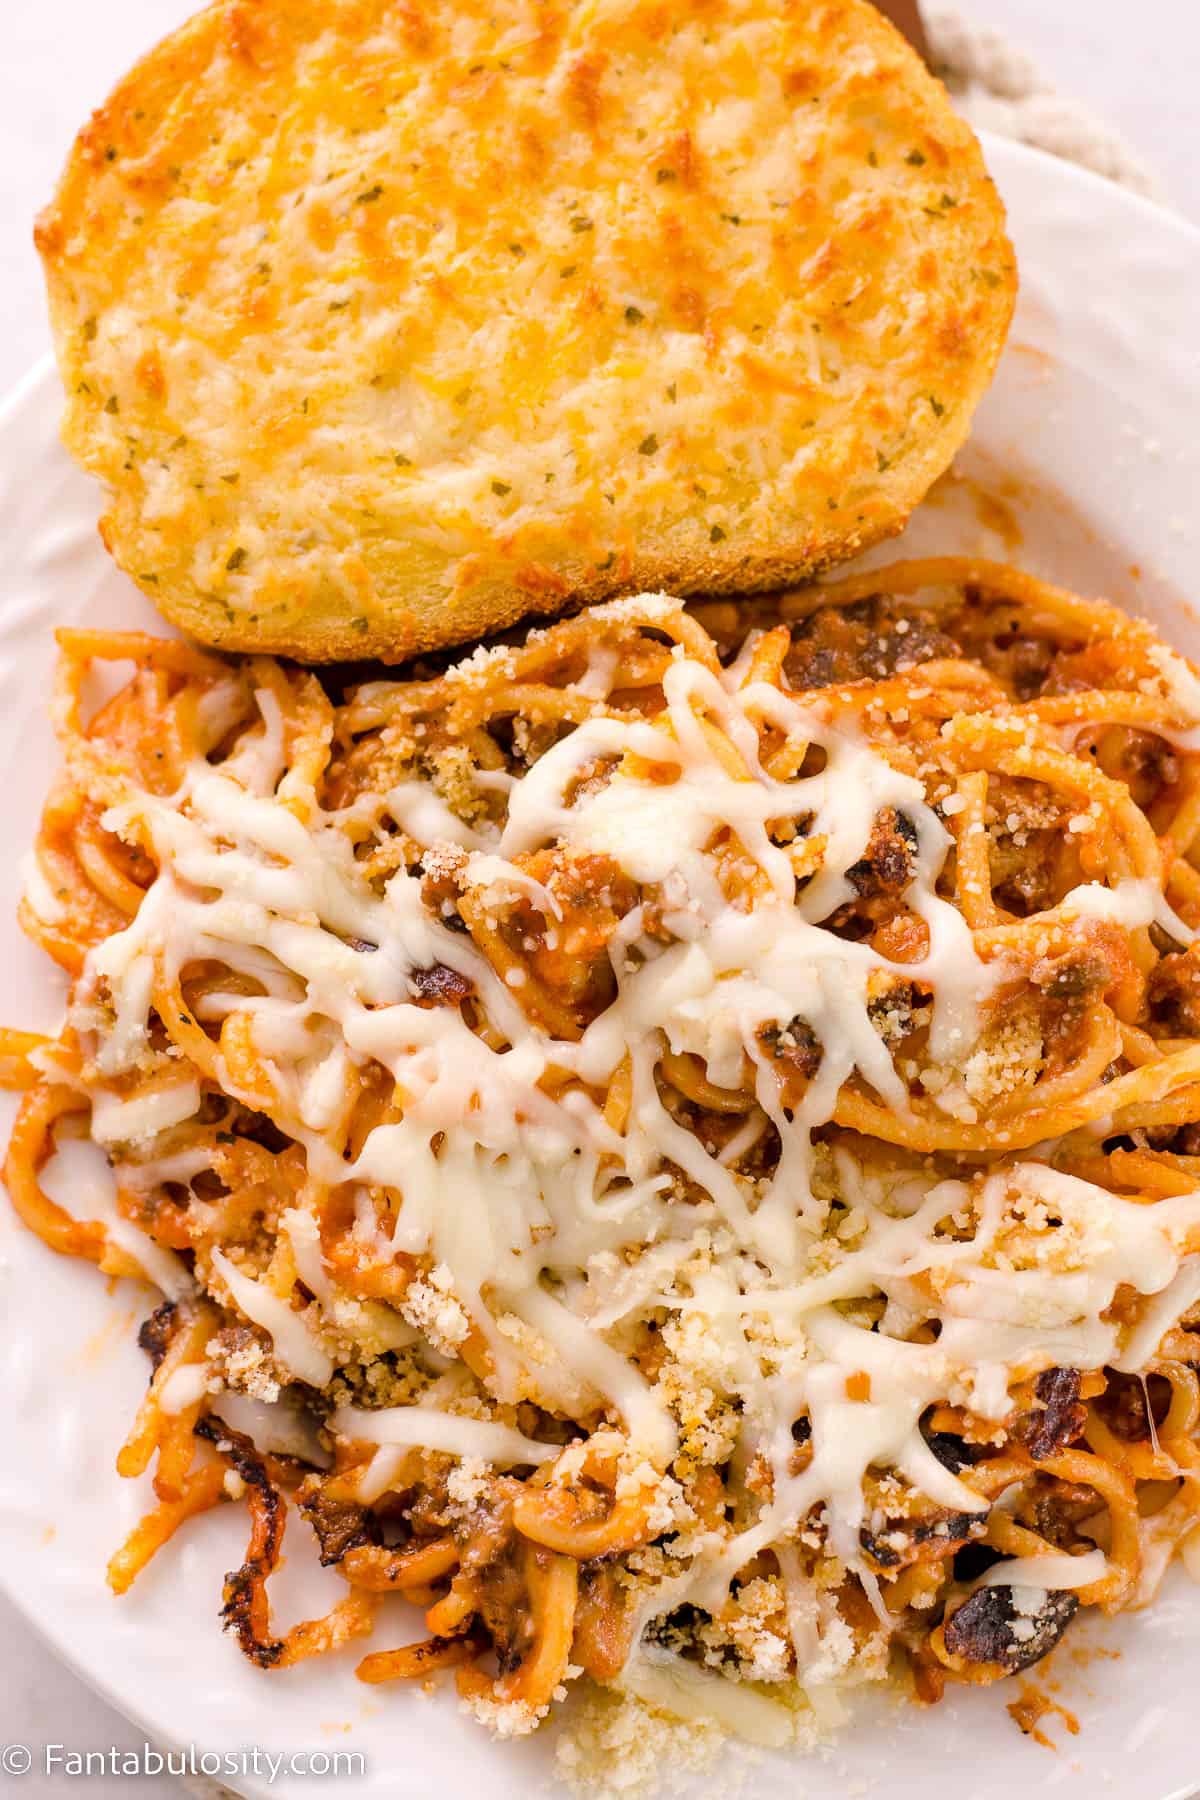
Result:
[220, 472, 240, 485]
[596, 552, 616, 570]
[940, 193, 958, 210]
[666, 383, 677, 402]
[104, 395, 120, 415]
[226, 547, 247, 572]
[877, 451, 891, 472]
[709, 524, 726, 543]
[329, 298, 350, 311]
[509, 242, 525, 257]
[82, 317, 98, 343]
[866, 150, 878, 168]
[491, 480, 512, 496]
[560, 265, 577, 279]
[720, 212, 741, 225]
[625, 305, 644, 325]
[570, 215, 594, 233]
[929, 395, 945, 418]
[356, 183, 384, 204]
[352, 618, 369, 633]
[394, 452, 412, 466]
[638, 434, 659, 456]
[905, 149, 926, 166]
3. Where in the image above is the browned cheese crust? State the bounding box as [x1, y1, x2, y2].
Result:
[37, 0, 1016, 660]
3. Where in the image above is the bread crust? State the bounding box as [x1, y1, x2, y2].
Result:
[38, 0, 1016, 662]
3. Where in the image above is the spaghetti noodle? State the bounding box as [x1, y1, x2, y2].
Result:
[8, 557, 1200, 1748]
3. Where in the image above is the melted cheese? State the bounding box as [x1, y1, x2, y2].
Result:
[40, 1137, 190, 1299]
[76, 598, 1200, 1662]
[333, 1403, 559, 1467]
[980, 1549, 1108, 1592]
[211, 1249, 334, 1388]
[158, 1364, 210, 1414]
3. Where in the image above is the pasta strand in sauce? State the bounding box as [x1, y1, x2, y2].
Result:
[8, 559, 1200, 1744]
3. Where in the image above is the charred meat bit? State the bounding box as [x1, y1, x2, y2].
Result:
[923, 1429, 988, 1474]
[861, 1507, 986, 1571]
[1149, 946, 1200, 1037]
[1004, 635, 1055, 700]
[757, 1018, 822, 1103]
[1094, 1370, 1171, 1443]
[1092, 727, 1177, 811]
[297, 1476, 380, 1566]
[989, 834, 1062, 917]
[846, 808, 918, 900]
[867, 975, 930, 1047]
[1012, 1368, 1087, 1462]
[448, 1478, 530, 1675]
[1149, 1121, 1200, 1156]
[510, 848, 639, 1027]
[758, 1016, 821, 1075]
[783, 597, 959, 691]
[1031, 948, 1111, 1002]
[953, 1541, 1005, 1583]
[138, 1299, 180, 1371]
[944, 1583, 1078, 1674]
[1015, 1474, 1103, 1549]
[409, 962, 474, 1007]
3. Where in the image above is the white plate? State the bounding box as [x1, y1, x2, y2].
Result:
[2, 134, 1200, 1800]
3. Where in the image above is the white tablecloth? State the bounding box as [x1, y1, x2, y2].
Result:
[1, 1, 1197, 1791]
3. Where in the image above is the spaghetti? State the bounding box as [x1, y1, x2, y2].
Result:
[8, 557, 1200, 1748]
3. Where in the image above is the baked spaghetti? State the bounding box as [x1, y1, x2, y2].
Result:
[8, 557, 1200, 1755]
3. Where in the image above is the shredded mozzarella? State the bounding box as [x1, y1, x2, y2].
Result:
[75, 598, 1200, 1640]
